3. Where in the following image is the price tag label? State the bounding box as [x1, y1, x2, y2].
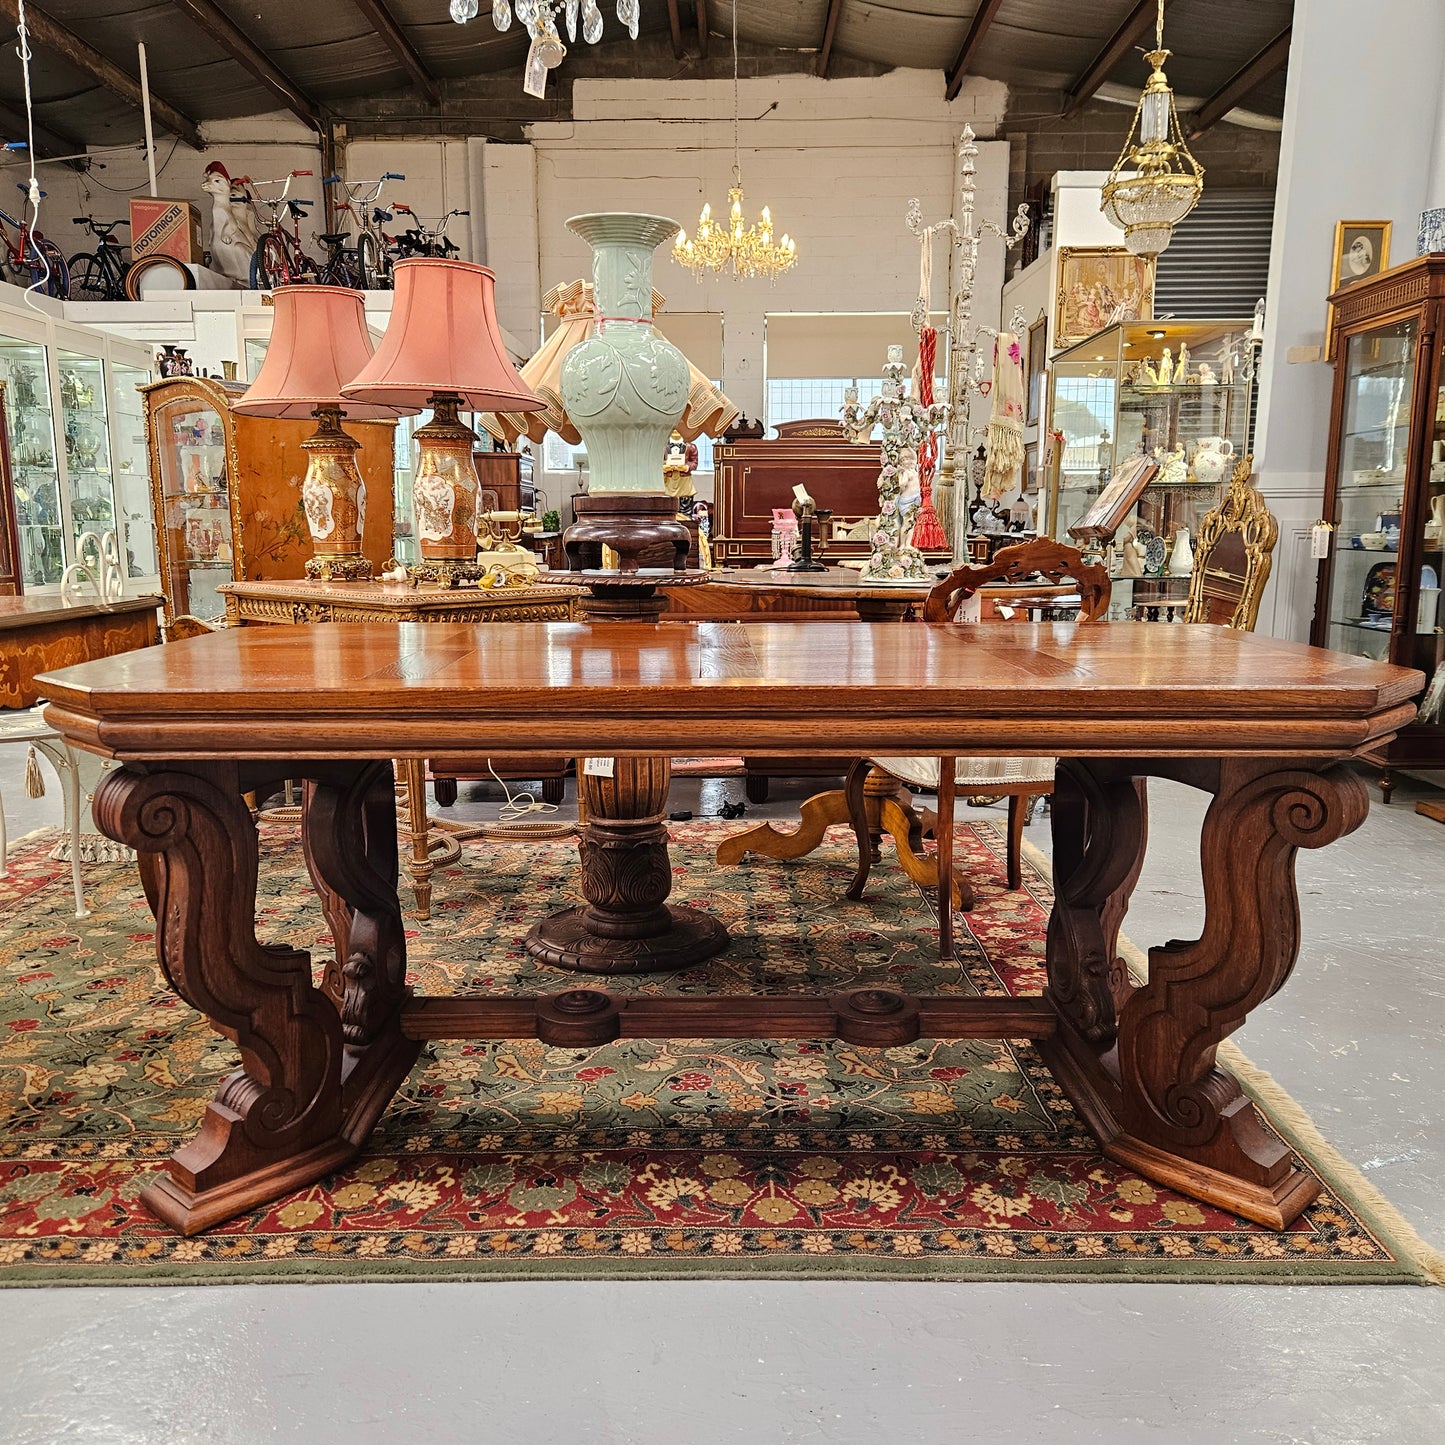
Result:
[583, 757, 615, 778]
[1309, 521, 1334, 560]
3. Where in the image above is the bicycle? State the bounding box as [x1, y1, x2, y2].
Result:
[244, 171, 320, 289]
[313, 231, 359, 288]
[0, 184, 67, 297]
[391, 206, 469, 260]
[322, 171, 405, 289]
[66, 215, 130, 301]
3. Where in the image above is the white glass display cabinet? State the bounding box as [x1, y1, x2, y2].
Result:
[0, 303, 156, 592]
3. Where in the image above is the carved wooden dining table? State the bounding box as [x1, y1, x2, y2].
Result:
[36, 620, 1421, 1237]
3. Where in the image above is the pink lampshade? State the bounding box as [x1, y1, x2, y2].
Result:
[233, 285, 409, 420]
[342, 258, 544, 413]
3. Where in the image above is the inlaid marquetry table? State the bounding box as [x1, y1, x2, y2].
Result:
[37, 621, 1421, 1236]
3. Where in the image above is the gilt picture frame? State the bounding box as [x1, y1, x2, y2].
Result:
[1055, 248, 1155, 348]
[1026, 315, 1047, 426]
[1325, 220, 1392, 359]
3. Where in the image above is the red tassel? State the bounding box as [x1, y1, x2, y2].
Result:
[913, 327, 947, 549]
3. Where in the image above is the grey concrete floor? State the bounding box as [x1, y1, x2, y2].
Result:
[1, 755, 1444, 1444]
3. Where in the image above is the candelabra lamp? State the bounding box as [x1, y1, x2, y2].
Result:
[907, 126, 1030, 551]
[233, 285, 405, 581]
[344, 259, 543, 587]
[840, 345, 948, 582]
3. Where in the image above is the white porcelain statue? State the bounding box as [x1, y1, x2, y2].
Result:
[201, 162, 260, 288]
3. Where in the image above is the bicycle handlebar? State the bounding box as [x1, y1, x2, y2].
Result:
[323, 174, 341, 185]
[383, 171, 405, 181]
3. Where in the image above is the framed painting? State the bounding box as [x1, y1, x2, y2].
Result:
[1055, 248, 1155, 348]
[1026, 315, 1047, 426]
[1325, 220, 1392, 358]
[1023, 439, 1039, 495]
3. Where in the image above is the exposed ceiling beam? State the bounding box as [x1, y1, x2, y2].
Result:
[695, 0, 708, 60]
[816, 0, 844, 78]
[1063, 0, 1168, 120]
[665, 0, 684, 59]
[0, 0, 204, 149]
[168, 0, 323, 130]
[1188, 26, 1290, 138]
[348, 0, 442, 109]
[944, 0, 1005, 102]
[0, 97, 83, 161]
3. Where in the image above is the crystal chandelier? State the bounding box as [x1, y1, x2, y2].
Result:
[449, 0, 639, 99]
[673, 0, 797, 280]
[1100, 0, 1204, 257]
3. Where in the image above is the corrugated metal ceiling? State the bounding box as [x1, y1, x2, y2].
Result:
[0, 0, 1293, 152]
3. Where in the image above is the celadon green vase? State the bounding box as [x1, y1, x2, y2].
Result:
[560, 213, 690, 493]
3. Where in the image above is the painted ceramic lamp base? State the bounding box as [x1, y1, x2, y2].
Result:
[301, 407, 372, 581]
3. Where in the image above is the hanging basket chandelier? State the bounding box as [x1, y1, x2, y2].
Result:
[449, 0, 639, 98]
[672, 0, 797, 281]
[1100, 0, 1204, 257]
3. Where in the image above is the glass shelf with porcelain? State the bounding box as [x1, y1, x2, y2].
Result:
[57, 350, 118, 542]
[0, 338, 63, 588]
[1045, 318, 1259, 614]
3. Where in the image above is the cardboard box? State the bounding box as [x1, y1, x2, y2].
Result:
[129, 197, 204, 263]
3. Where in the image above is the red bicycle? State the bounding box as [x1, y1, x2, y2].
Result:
[244, 171, 320, 288]
[0, 183, 67, 297]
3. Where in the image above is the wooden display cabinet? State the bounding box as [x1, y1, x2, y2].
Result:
[1311, 255, 1445, 797]
[142, 376, 396, 624]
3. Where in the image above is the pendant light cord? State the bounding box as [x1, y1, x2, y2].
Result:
[1155, 0, 1165, 50]
[731, 0, 740, 185]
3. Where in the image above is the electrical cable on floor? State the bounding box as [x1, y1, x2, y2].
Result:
[474, 760, 574, 840]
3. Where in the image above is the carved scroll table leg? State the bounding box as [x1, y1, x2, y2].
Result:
[1041, 758, 1369, 1229]
[95, 760, 418, 1236]
[528, 756, 730, 974]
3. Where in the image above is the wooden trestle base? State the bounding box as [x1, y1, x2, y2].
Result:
[525, 755, 730, 974]
[94, 748, 1369, 1236]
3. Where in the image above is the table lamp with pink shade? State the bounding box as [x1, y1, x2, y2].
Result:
[233, 285, 409, 582]
[343, 258, 543, 586]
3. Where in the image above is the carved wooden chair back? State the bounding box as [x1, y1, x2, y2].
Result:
[922, 537, 1113, 625]
[1183, 454, 1278, 632]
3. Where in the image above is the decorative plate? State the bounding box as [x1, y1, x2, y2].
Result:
[1143, 533, 1167, 576]
[1362, 561, 1396, 618]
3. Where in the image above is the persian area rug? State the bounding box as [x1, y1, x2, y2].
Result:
[0, 818, 1440, 1286]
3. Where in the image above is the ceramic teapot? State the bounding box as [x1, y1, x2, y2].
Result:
[1191, 436, 1234, 487]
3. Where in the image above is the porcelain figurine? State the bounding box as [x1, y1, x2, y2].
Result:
[1158, 348, 1172, 385]
[559, 213, 691, 493]
[1117, 520, 1146, 578]
[1197, 362, 1217, 387]
[1155, 442, 1188, 487]
[1172, 343, 1188, 384]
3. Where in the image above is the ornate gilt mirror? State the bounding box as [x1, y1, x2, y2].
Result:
[1183, 454, 1279, 631]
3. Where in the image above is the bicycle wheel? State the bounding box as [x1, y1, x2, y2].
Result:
[67, 252, 108, 301]
[356, 231, 389, 290]
[30, 239, 68, 298]
[250, 232, 289, 289]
